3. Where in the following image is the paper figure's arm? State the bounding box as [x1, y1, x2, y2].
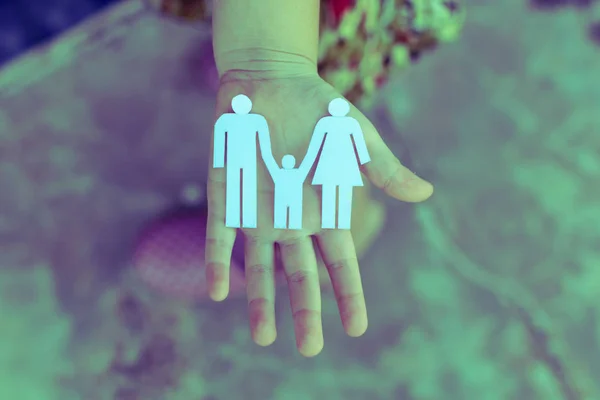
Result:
[299, 120, 327, 176]
[297, 160, 312, 180]
[213, 115, 226, 168]
[257, 117, 280, 175]
[350, 119, 371, 165]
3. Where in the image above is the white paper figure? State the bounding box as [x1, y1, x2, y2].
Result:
[213, 94, 274, 228]
[263, 154, 312, 230]
[303, 98, 371, 229]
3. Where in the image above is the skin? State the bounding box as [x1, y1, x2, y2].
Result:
[207, 0, 434, 357]
[206, 71, 434, 356]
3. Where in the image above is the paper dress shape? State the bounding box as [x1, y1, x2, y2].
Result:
[212, 95, 371, 230]
[303, 98, 371, 229]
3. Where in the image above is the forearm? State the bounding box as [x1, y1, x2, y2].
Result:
[212, 0, 320, 77]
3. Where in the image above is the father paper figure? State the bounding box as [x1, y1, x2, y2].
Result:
[212, 94, 274, 228]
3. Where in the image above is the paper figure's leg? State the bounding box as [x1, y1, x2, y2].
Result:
[274, 202, 288, 229]
[241, 164, 258, 228]
[288, 202, 302, 230]
[225, 167, 241, 228]
[337, 185, 354, 230]
[321, 185, 336, 229]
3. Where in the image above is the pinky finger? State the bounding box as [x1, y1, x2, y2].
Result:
[205, 213, 236, 301]
[205, 180, 237, 301]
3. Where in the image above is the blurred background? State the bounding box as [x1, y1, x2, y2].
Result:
[0, 0, 115, 64]
[1, 0, 600, 399]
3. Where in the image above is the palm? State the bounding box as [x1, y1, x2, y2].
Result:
[205, 74, 433, 357]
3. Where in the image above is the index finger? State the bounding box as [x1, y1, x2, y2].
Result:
[315, 230, 368, 337]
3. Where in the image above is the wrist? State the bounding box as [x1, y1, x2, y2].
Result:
[212, 0, 319, 78]
[215, 48, 318, 81]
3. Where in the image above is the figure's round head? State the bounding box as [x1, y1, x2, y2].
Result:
[282, 154, 296, 169]
[328, 98, 350, 117]
[231, 94, 252, 114]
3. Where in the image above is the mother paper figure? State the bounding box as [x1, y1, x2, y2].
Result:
[304, 98, 371, 229]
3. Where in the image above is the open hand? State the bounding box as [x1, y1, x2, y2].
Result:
[205, 70, 433, 357]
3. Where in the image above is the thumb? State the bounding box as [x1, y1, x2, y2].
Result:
[363, 145, 434, 202]
[359, 123, 434, 203]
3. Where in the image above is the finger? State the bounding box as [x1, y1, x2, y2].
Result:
[316, 230, 367, 337]
[244, 237, 277, 346]
[279, 237, 324, 357]
[205, 175, 237, 301]
[355, 115, 434, 202]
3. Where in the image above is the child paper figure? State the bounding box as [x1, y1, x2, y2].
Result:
[302, 98, 371, 229]
[263, 154, 311, 230]
[213, 94, 275, 229]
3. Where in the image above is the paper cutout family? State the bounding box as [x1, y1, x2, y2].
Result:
[213, 94, 371, 230]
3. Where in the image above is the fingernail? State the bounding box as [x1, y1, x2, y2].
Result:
[210, 288, 228, 302]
